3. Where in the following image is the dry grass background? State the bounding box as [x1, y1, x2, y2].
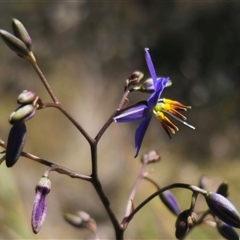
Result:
[0, 2, 240, 239]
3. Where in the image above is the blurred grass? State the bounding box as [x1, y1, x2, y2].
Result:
[0, 165, 34, 239]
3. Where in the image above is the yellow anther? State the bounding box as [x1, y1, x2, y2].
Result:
[153, 98, 194, 137]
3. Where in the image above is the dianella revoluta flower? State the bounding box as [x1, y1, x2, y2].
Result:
[114, 48, 195, 157]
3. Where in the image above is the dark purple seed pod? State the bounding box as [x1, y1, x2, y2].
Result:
[5, 123, 27, 167]
[205, 192, 240, 228]
[0, 29, 30, 57]
[12, 18, 32, 50]
[159, 190, 180, 216]
[31, 176, 51, 234]
[9, 104, 36, 125]
[216, 181, 229, 198]
[175, 210, 190, 239]
[217, 221, 239, 240]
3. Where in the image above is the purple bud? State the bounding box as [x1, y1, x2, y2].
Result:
[205, 192, 240, 228]
[159, 190, 180, 216]
[5, 123, 26, 167]
[217, 221, 239, 240]
[31, 176, 51, 234]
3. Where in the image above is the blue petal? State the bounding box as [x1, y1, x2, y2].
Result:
[134, 115, 152, 158]
[114, 103, 149, 123]
[145, 48, 157, 90]
[147, 77, 168, 107]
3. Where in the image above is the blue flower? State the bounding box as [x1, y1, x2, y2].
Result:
[114, 48, 194, 157]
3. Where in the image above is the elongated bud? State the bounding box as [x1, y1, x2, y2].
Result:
[64, 212, 84, 227]
[17, 90, 39, 106]
[133, 78, 172, 93]
[198, 175, 209, 189]
[12, 18, 32, 50]
[125, 71, 144, 91]
[0, 30, 30, 57]
[175, 210, 190, 239]
[205, 192, 240, 228]
[5, 123, 26, 167]
[9, 104, 36, 125]
[133, 78, 154, 93]
[216, 181, 229, 198]
[64, 211, 97, 232]
[217, 221, 239, 240]
[31, 176, 51, 234]
[159, 190, 180, 216]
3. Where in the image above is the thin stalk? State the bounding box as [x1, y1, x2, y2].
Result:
[89, 89, 133, 239]
[29, 59, 59, 104]
[89, 141, 123, 240]
[123, 183, 207, 226]
[0, 139, 90, 180]
[95, 90, 130, 142]
[123, 161, 148, 222]
[21, 151, 91, 181]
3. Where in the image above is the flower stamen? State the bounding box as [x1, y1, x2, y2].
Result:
[158, 98, 191, 121]
[153, 98, 195, 138]
[156, 112, 179, 138]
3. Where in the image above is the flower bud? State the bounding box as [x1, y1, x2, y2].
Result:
[5, 123, 26, 167]
[31, 176, 51, 234]
[125, 71, 144, 91]
[217, 221, 239, 240]
[133, 78, 172, 93]
[12, 18, 32, 50]
[159, 190, 180, 216]
[17, 90, 38, 105]
[198, 175, 208, 189]
[205, 192, 240, 228]
[0, 29, 30, 58]
[134, 78, 154, 93]
[216, 181, 229, 198]
[175, 210, 190, 239]
[64, 212, 83, 227]
[64, 211, 97, 232]
[141, 150, 160, 164]
[9, 104, 36, 125]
